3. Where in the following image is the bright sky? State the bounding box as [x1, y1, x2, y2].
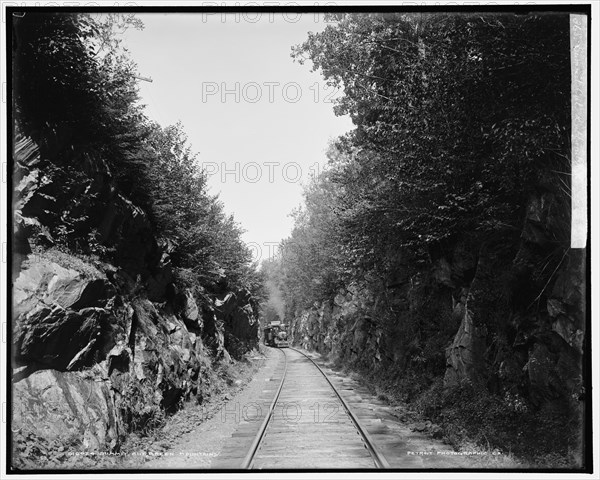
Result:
[121, 13, 354, 263]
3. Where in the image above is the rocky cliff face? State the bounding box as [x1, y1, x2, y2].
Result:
[12, 135, 259, 464]
[287, 191, 585, 419]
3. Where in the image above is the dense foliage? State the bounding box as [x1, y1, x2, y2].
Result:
[272, 11, 571, 311]
[13, 12, 261, 297]
[264, 12, 577, 465]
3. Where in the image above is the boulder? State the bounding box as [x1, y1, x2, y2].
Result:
[13, 253, 118, 370]
[14, 254, 113, 316]
[412, 421, 430, 432]
[12, 369, 120, 455]
[15, 305, 113, 371]
[215, 290, 259, 359]
[431, 424, 444, 439]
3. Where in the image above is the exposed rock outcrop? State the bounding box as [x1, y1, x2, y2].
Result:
[216, 290, 260, 359]
[11, 250, 210, 453]
[287, 190, 584, 418]
[13, 369, 120, 456]
[14, 137, 170, 300]
[12, 134, 260, 462]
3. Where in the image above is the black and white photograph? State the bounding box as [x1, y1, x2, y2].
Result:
[2, 1, 597, 476]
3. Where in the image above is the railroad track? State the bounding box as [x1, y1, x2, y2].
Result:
[212, 346, 488, 470]
[221, 347, 391, 469]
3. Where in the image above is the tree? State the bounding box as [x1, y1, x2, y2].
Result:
[13, 12, 263, 302]
[292, 13, 571, 260]
[266, 11, 572, 338]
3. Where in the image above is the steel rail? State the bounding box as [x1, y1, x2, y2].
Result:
[288, 346, 391, 469]
[241, 347, 288, 469]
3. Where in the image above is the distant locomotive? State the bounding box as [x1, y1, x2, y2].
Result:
[263, 320, 289, 348]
